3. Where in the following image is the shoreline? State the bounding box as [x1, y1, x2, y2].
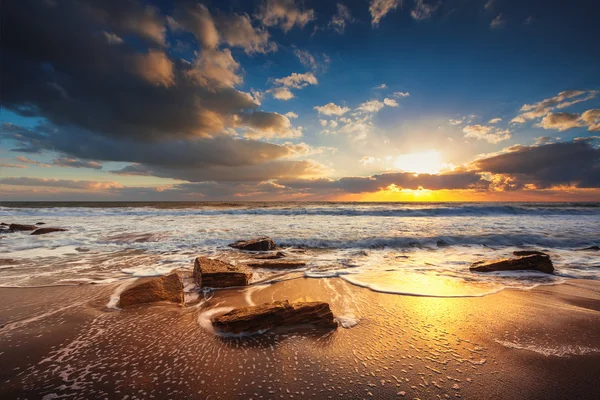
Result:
[1, 277, 600, 399]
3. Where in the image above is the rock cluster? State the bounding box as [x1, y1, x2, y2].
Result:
[31, 227, 69, 235]
[211, 300, 337, 334]
[229, 237, 276, 251]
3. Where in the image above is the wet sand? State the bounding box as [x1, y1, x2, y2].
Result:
[1, 278, 600, 399]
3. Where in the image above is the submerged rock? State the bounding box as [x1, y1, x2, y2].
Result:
[193, 257, 251, 288]
[578, 246, 600, 251]
[211, 300, 337, 334]
[246, 260, 307, 269]
[31, 227, 68, 235]
[118, 273, 183, 308]
[470, 254, 554, 274]
[229, 237, 276, 251]
[513, 250, 549, 257]
[252, 251, 286, 260]
[9, 223, 37, 231]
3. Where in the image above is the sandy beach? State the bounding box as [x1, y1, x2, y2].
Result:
[2, 276, 600, 399]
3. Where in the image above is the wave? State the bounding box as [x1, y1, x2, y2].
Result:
[2, 203, 600, 218]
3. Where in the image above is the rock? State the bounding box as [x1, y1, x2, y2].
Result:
[246, 260, 307, 269]
[31, 227, 68, 235]
[9, 223, 37, 231]
[513, 250, 549, 257]
[436, 240, 450, 247]
[118, 273, 183, 308]
[470, 254, 554, 274]
[229, 237, 276, 251]
[193, 257, 251, 288]
[252, 251, 286, 260]
[211, 300, 337, 334]
[36, 222, 46, 225]
[0, 223, 8, 226]
[578, 246, 600, 251]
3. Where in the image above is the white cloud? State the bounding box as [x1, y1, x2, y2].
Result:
[383, 98, 399, 107]
[273, 72, 318, 89]
[511, 90, 598, 124]
[369, 0, 400, 26]
[411, 0, 441, 21]
[488, 118, 502, 124]
[374, 83, 387, 89]
[393, 91, 410, 98]
[269, 87, 294, 100]
[320, 119, 328, 127]
[314, 102, 350, 116]
[537, 109, 600, 132]
[285, 112, 299, 119]
[102, 31, 124, 45]
[216, 13, 277, 55]
[463, 125, 511, 144]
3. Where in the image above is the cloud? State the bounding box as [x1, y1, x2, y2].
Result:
[329, 3, 355, 34]
[272, 72, 318, 89]
[284, 112, 299, 119]
[463, 125, 511, 144]
[472, 140, 600, 189]
[239, 112, 302, 139]
[15, 155, 51, 168]
[269, 87, 295, 100]
[215, 13, 277, 55]
[488, 118, 502, 124]
[52, 157, 103, 169]
[131, 50, 175, 87]
[256, 0, 315, 32]
[369, 0, 400, 26]
[293, 48, 317, 70]
[537, 109, 600, 132]
[393, 91, 410, 98]
[484, 0, 494, 10]
[490, 14, 505, 29]
[374, 84, 388, 89]
[2, 177, 123, 190]
[314, 103, 350, 116]
[0, 163, 27, 169]
[511, 90, 597, 124]
[383, 98, 399, 107]
[102, 31, 124, 45]
[411, 0, 441, 21]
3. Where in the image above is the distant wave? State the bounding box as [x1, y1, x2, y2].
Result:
[2, 203, 600, 218]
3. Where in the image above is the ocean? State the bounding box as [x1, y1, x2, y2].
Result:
[1, 202, 599, 297]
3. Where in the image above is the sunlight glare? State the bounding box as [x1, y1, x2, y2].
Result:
[393, 150, 444, 174]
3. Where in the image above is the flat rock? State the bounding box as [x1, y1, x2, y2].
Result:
[229, 237, 276, 251]
[513, 250, 549, 257]
[193, 257, 251, 288]
[118, 273, 183, 308]
[470, 254, 554, 274]
[246, 260, 307, 269]
[31, 227, 68, 235]
[252, 251, 286, 260]
[9, 223, 37, 231]
[211, 300, 337, 334]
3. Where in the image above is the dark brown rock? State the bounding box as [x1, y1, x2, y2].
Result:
[211, 300, 337, 334]
[252, 251, 286, 260]
[229, 237, 276, 251]
[31, 227, 68, 235]
[36, 222, 46, 225]
[193, 257, 251, 288]
[118, 273, 183, 308]
[513, 250, 549, 257]
[470, 254, 554, 274]
[9, 223, 37, 231]
[246, 260, 307, 269]
[578, 246, 600, 251]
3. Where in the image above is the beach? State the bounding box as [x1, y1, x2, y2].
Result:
[1, 277, 600, 399]
[1, 202, 600, 399]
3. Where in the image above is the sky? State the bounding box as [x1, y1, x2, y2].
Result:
[1, 0, 599, 202]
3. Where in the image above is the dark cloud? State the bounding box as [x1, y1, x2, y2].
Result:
[52, 157, 103, 170]
[473, 140, 600, 188]
[1, 0, 292, 142]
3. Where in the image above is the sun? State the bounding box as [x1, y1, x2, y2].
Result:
[393, 150, 446, 174]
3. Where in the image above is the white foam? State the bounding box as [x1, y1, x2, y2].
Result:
[336, 314, 359, 328]
[495, 339, 600, 357]
[106, 279, 138, 310]
[197, 306, 234, 334]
